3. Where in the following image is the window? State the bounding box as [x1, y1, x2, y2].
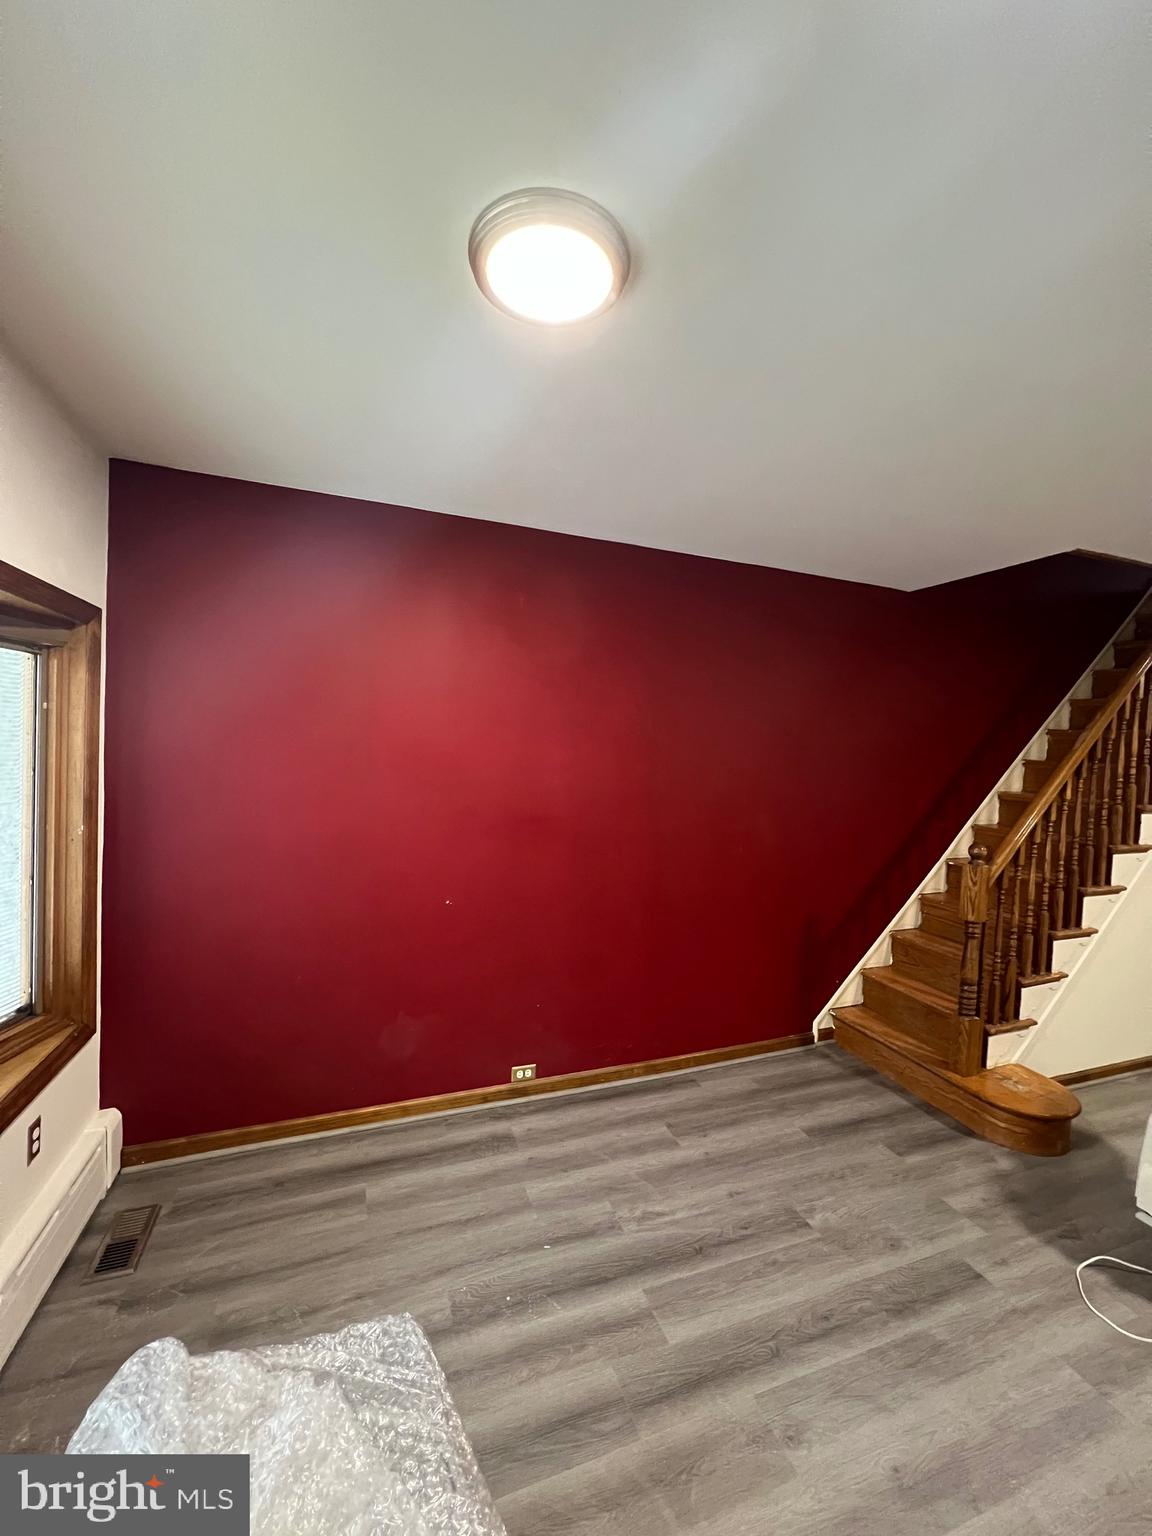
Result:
[0, 559, 100, 1132]
[0, 645, 39, 1023]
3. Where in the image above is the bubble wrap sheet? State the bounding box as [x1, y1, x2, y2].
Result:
[67, 1315, 507, 1536]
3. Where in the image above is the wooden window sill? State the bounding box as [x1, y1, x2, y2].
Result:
[0, 1015, 96, 1134]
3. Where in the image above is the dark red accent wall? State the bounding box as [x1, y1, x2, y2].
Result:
[101, 462, 1149, 1143]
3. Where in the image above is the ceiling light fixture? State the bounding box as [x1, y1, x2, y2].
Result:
[469, 188, 630, 325]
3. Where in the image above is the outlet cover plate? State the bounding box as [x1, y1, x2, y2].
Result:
[511, 1064, 537, 1083]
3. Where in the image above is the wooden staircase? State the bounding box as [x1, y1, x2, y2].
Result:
[833, 608, 1152, 1156]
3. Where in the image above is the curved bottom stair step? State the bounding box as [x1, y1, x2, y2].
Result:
[832, 1006, 1080, 1157]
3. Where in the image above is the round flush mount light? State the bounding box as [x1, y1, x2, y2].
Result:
[469, 188, 630, 325]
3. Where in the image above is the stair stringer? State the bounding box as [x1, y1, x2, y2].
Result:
[811, 598, 1150, 1039]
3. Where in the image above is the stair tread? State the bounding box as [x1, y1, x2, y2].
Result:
[1051, 926, 1097, 940]
[889, 929, 963, 990]
[1082, 884, 1126, 895]
[1092, 668, 1127, 696]
[830, 1003, 901, 1034]
[985, 1017, 1040, 1037]
[893, 929, 961, 956]
[1023, 758, 1059, 792]
[1112, 843, 1151, 854]
[1114, 636, 1152, 655]
[1020, 970, 1068, 987]
[1069, 699, 1106, 727]
[861, 966, 953, 1011]
[829, 1004, 952, 1072]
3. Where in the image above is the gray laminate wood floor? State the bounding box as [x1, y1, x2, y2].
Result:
[2, 1047, 1151, 1534]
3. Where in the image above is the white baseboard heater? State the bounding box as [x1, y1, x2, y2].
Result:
[0, 1110, 121, 1369]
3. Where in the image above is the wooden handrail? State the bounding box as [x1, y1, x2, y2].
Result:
[989, 647, 1152, 880]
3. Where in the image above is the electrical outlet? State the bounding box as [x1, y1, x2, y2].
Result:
[511, 1063, 537, 1083]
[27, 1116, 41, 1164]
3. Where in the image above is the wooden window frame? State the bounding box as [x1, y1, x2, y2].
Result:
[0, 558, 100, 1132]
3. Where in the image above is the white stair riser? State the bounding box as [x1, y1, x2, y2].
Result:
[1052, 934, 1093, 972]
[1020, 979, 1063, 1018]
[986, 1030, 1031, 1068]
[1112, 851, 1147, 885]
[1082, 890, 1123, 928]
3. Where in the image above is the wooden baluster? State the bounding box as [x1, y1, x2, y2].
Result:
[1122, 694, 1140, 845]
[1135, 676, 1147, 821]
[1036, 810, 1054, 974]
[1113, 698, 1130, 847]
[1003, 855, 1023, 1023]
[1097, 720, 1116, 885]
[987, 878, 1007, 1026]
[1020, 828, 1041, 979]
[1137, 678, 1147, 827]
[1139, 678, 1152, 824]
[1118, 700, 1136, 847]
[958, 843, 990, 1019]
[1067, 760, 1085, 928]
[1136, 691, 1148, 841]
[1050, 781, 1070, 937]
[1083, 745, 1100, 896]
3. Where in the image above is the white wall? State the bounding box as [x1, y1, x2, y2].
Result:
[0, 342, 109, 1345]
[0, 344, 107, 606]
[1015, 838, 1152, 1080]
[0, 1051, 103, 1239]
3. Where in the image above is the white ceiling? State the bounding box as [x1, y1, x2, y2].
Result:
[1, 1, 1148, 589]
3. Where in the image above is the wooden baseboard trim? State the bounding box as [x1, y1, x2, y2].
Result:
[121, 1032, 820, 1166]
[1055, 1055, 1152, 1087]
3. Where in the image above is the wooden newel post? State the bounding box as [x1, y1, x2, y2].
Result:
[957, 843, 990, 1018]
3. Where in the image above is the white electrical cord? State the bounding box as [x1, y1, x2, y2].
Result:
[1076, 1255, 1152, 1342]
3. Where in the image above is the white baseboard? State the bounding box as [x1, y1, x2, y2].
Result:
[0, 1109, 121, 1370]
